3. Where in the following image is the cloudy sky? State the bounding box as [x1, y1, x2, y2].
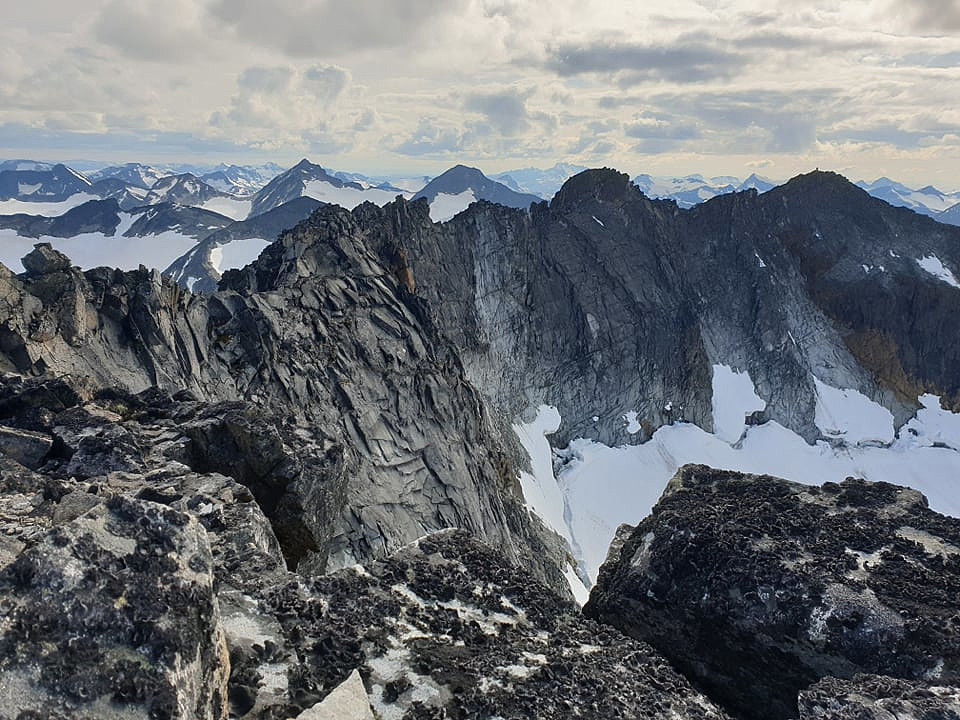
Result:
[1, 0, 958, 187]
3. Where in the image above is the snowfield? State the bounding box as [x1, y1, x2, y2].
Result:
[210, 237, 272, 274]
[916, 255, 960, 289]
[514, 368, 960, 596]
[0, 213, 198, 273]
[429, 190, 476, 222]
[0, 193, 100, 216]
[302, 179, 408, 210]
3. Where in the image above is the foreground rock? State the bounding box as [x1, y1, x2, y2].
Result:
[585, 464, 960, 720]
[0, 497, 228, 720]
[799, 675, 960, 719]
[0, 374, 727, 718]
[243, 528, 729, 719]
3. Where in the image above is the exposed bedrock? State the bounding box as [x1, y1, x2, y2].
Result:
[584, 464, 960, 720]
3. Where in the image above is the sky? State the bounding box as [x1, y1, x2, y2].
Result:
[1, 0, 959, 188]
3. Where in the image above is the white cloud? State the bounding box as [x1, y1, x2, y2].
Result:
[0, 0, 955, 188]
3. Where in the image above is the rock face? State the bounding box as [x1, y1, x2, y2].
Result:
[0, 209, 571, 596]
[584, 464, 960, 720]
[362, 169, 960, 447]
[798, 675, 960, 719]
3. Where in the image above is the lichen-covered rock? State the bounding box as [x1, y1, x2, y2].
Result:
[585, 464, 960, 720]
[239, 528, 729, 720]
[0, 496, 229, 720]
[799, 675, 960, 719]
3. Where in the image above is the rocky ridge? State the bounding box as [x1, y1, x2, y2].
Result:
[0, 217, 571, 594]
[354, 169, 960, 450]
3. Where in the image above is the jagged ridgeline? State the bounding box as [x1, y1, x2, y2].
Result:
[1, 168, 959, 719]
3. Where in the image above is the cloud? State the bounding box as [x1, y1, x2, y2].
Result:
[303, 66, 350, 105]
[462, 88, 537, 136]
[214, 64, 350, 131]
[545, 38, 745, 84]
[391, 118, 465, 156]
[93, 0, 208, 62]
[238, 67, 295, 94]
[899, 0, 960, 32]
[625, 114, 700, 141]
[208, 0, 467, 56]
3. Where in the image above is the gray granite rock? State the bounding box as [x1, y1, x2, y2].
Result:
[0, 210, 572, 597]
[20, 242, 72, 275]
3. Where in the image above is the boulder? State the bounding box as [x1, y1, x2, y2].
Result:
[20, 243, 72, 275]
[0, 425, 52, 468]
[0, 496, 229, 720]
[585, 464, 960, 720]
[293, 670, 374, 720]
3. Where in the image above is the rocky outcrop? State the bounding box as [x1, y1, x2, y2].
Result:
[0, 209, 572, 595]
[584, 464, 960, 720]
[236, 528, 730, 719]
[0, 496, 229, 720]
[799, 675, 960, 719]
[0, 374, 730, 718]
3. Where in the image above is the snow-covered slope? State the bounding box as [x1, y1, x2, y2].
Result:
[0, 212, 198, 273]
[200, 163, 283, 195]
[250, 159, 411, 216]
[515, 368, 960, 588]
[630, 173, 777, 207]
[144, 174, 227, 207]
[937, 202, 960, 227]
[0, 193, 100, 216]
[0, 164, 92, 202]
[89, 163, 170, 190]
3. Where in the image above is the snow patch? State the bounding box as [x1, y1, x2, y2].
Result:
[0, 216, 197, 274]
[429, 190, 476, 222]
[813, 377, 894, 445]
[557, 411, 960, 586]
[512, 406, 565, 542]
[303, 179, 407, 212]
[213, 237, 272, 274]
[623, 411, 642, 435]
[0, 192, 99, 216]
[917, 255, 960, 288]
[199, 196, 252, 220]
[711, 364, 766, 444]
